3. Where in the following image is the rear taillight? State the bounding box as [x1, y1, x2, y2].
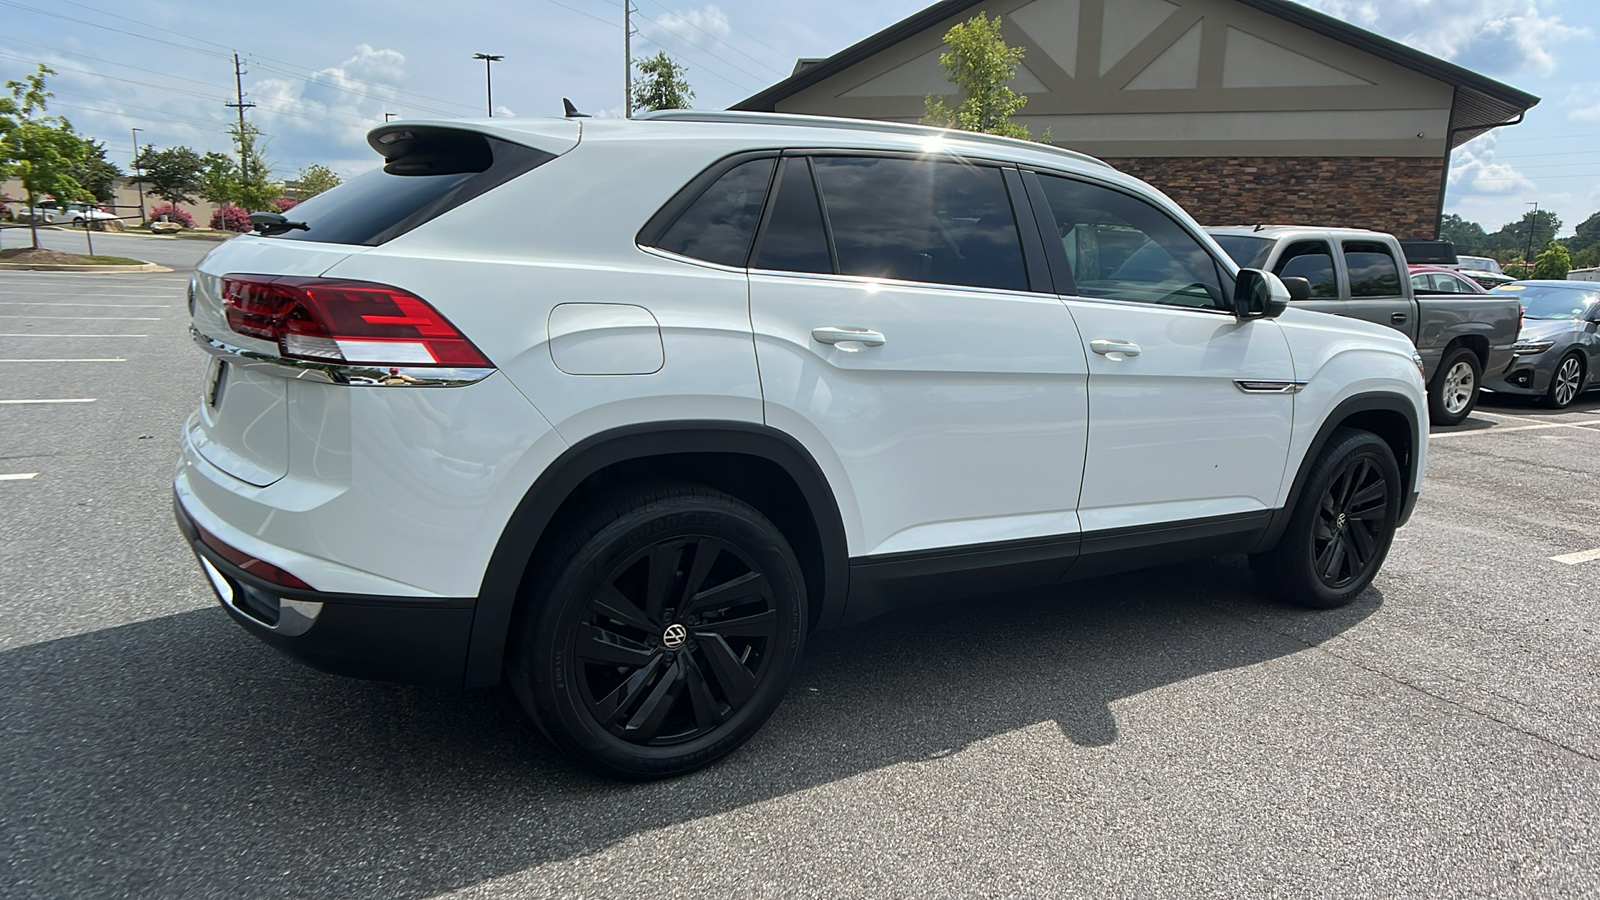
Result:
[194, 522, 314, 590]
[221, 275, 490, 367]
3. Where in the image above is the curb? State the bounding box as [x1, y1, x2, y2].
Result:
[0, 261, 174, 273]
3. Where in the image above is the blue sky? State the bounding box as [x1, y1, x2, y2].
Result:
[2, 0, 1594, 235]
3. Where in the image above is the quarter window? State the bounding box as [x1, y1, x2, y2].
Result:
[1034, 174, 1227, 309]
[809, 156, 1028, 292]
[654, 157, 776, 267]
[752, 158, 832, 274]
[1342, 241, 1402, 298]
[1273, 241, 1338, 299]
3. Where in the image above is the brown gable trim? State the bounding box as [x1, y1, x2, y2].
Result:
[732, 0, 1539, 117]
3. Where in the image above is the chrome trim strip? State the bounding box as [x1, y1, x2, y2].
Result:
[190, 327, 493, 387]
[1234, 379, 1308, 394]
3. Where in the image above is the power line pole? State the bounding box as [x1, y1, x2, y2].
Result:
[473, 53, 503, 117]
[130, 127, 146, 224]
[624, 0, 635, 117]
[1525, 200, 1540, 274]
[224, 53, 256, 182]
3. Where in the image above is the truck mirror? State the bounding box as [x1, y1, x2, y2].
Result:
[1281, 276, 1312, 302]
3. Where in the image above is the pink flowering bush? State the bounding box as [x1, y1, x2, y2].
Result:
[211, 204, 252, 233]
[148, 204, 194, 228]
[272, 197, 298, 212]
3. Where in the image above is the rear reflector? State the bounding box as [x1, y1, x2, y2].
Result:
[221, 275, 490, 367]
[194, 522, 315, 591]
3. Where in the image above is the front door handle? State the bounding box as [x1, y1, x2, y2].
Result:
[1391, 312, 1408, 325]
[1089, 339, 1142, 357]
[812, 326, 886, 347]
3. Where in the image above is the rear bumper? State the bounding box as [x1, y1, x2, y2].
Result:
[175, 496, 475, 688]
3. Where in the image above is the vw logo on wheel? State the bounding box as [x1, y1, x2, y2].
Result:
[661, 623, 688, 649]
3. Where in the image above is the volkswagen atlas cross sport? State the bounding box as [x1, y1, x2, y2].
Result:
[175, 111, 1428, 779]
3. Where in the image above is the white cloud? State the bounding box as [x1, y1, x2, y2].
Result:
[1568, 84, 1600, 122]
[1306, 0, 1588, 76]
[644, 5, 732, 52]
[1449, 132, 1536, 194]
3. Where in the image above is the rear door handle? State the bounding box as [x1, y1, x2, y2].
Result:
[1089, 339, 1142, 357]
[812, 326, 886, 347]
[1391, 312, 1408, 325]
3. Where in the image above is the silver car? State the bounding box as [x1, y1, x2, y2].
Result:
[1484, 281, 1600, 408]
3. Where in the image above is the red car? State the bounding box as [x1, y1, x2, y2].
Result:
[1408, 265, 1489, 295]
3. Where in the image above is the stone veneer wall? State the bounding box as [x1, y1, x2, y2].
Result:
[1099, 156, 1446, 240]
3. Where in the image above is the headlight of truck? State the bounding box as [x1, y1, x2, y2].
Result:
[1512, 340, 1555, 355]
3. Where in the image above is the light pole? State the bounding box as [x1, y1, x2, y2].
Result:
[130, 127, 146, 224]
[384, 112, 398, 122]
[472, 53, 503, 117]
[1525, 201, 1540, 275]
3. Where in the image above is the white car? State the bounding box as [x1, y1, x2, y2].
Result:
[27, 200, 118, 227]
[175, 111, 1428, 778]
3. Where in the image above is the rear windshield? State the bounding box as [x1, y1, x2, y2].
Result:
[264, 131, 554, 246]
[1210, 234, 1273, 268]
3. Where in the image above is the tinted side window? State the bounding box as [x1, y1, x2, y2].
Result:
[810, 156, 1028, 292]
[1035, 174, 1226, 309]
[1273, 240, 1338, 299]
[752, 158, 832, 274]
[1343, 241, 1401, 298]
[655, 157, 776, 267]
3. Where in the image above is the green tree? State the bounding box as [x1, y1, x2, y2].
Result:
[1532, 240, 1571, 280]
[293, 163, 341, 199]
[1, 65, 92, 248]
[922, 13, 1031, 139]
[1573, 244, 1600, 270]
[632, 51, 694, 113]
[226, 120, 279, 211]
[65, 139, 120, 205]
[1564, 210, 1600, 254]
[1438, 213, 1486, 255]
[133, 145, 206, 205]
[197, 151, 238, 206]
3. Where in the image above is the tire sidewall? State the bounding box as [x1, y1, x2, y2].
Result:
[520, 493, 806, 778]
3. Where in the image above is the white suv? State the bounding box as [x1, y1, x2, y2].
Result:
[175, 111, 1428, 778]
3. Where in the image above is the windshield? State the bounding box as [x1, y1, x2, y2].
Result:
[1209, 234, 1273, 268]
[1494, 284, 1600, 319]
[1459, 255, 1501, 273]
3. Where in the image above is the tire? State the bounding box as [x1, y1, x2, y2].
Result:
[1428, 346, 1481, 426]
[507, 483, 806, 780]
[71, 217, 84, 228]
[1541, 352, 1585, 409]
[1251, 429, 1402, 609]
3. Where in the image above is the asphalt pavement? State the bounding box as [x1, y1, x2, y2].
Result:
[1, 231, 1596, 898]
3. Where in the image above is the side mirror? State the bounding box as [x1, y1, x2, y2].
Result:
[1281, 276, 1312, 301]
[1233, 269, 1291, 319]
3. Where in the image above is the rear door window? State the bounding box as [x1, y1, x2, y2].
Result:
[1342, 241, 1402, 298]
[809, 156, 1029, 292]
[751, 157, 832, 274]
[264, 130, 555, 246]
[1273, 240, 1338, 299]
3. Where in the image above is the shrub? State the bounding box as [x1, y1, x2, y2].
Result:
[211, 204, 252, 233]
[148, 204, 194, 228]
[0, 203, 12, 222]
[272, 197, 298, 212]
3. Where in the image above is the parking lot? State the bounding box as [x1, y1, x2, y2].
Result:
[1, 231, 1596, 898]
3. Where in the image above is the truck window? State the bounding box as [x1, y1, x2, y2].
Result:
[1273, 241, 1338, 299]
[1342, 241, 1401, 298]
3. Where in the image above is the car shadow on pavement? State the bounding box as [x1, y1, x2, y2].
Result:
[1476, 390, 1600, 418]
[0, 556, 1378, 899]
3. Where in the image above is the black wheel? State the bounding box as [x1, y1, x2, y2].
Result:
[508, 483, 806, 780]
[1251, 429, 1401, 609]
[1541, 352, 1585, 409]
[1428, 346, 1481, 426]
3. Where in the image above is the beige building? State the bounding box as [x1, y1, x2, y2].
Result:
[734, 0, 1538, 239]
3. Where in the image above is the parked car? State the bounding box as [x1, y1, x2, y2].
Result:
[1483, 281, 1600, 408]
[1456, 255, 1517, 289]
[1408, 265, 1489, 296]
[26, 200, 118, 227]
[1209, 226, 1521, 425]
[175, 112, 1428, 779]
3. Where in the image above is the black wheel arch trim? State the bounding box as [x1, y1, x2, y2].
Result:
[1253, 392, 1422, 553]
[464, 420, 849, 689]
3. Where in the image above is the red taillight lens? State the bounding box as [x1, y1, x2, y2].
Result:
[221, 275, 490, 367]
[194, 522, 314, 590]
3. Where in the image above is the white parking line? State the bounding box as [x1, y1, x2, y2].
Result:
[0, 315, 161, 320]
[0, 302, 170, 308]
[1550, 547, 1600, 565]
[0, 398, 96, 404]
[0, 333, 148, 338]
[0, 473, 40, 481]
[0, 358, 126, 363]
[1434, 419, 1600, 438]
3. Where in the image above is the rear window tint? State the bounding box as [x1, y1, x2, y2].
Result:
[263, 131, 554, 246]
[1343, 241, 1401, 297]
[752, 158, 832, 274]
[654, 157, 776, 267]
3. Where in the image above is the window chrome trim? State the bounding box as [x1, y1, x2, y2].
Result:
[190, 327, 494, 387]
[745, 265, 1055, 300]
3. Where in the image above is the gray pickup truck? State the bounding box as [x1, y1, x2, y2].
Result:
[1209, 226, 1520, 425]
